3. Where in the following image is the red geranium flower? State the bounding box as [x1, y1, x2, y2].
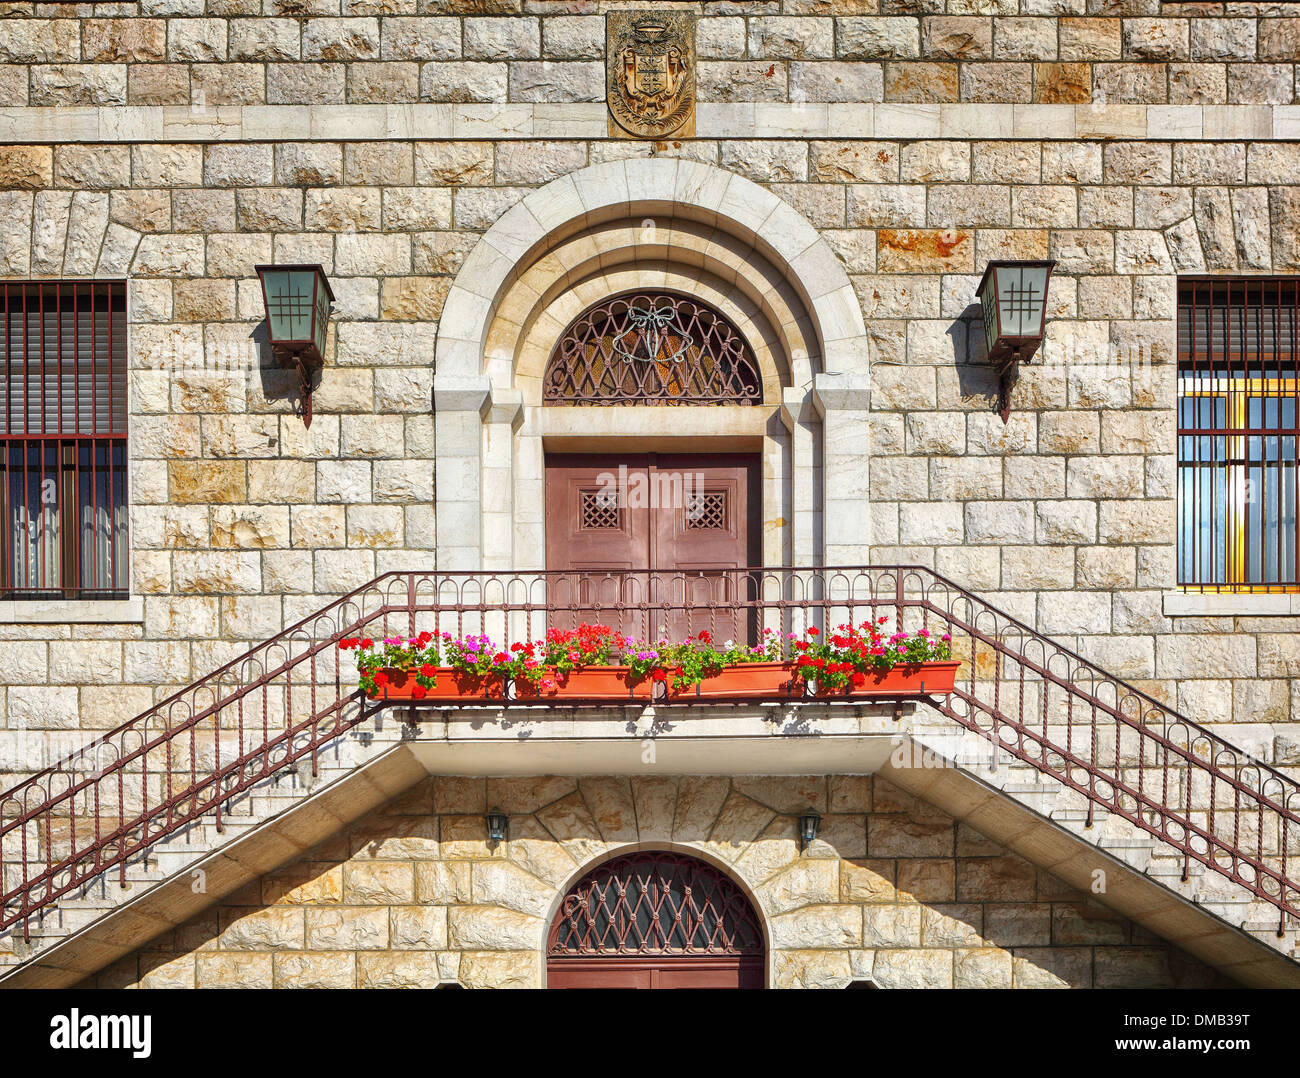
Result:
[373, 671, 388, 687]
[420, 664, 436, 678]
[807, 626, 819, 636]
[411, 685, 427, 699]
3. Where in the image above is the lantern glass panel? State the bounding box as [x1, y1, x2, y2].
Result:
[994, 263, 1049, 337]
[312, 277, 331, 357]
[799, 812, 820, 845]
[980, 276, 1000, 356]
[261, 268, 318, 345]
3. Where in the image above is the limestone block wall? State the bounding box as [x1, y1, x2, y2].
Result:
[0, 5, 1298, 111]
[0, 130, 1298, 777]
[0, 3, 1296, 787]
[78, 774, 1231, 989]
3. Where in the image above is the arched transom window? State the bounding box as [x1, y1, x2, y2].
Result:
[543, 292, 762, 406]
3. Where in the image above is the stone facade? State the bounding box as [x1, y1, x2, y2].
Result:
[3, 8, 1300, 111]
[3, 123, 1299, 761]
[79, 774, 1230, 989]
[1, 2, 1299, 985]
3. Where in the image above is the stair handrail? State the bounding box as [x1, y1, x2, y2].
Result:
[900, 566, 1300, 923]
[913, 566, 1300, 795]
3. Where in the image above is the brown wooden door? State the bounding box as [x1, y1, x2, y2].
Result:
[547, 956, 765, 989]
[544, 453, 759, 640]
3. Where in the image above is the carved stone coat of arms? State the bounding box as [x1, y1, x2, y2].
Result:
[607, 12, 696, 139]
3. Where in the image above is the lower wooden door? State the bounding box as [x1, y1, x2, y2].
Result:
[547, 956, 765, 989]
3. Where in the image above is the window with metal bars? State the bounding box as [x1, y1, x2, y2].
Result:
[1177, 278, 1299, 592]
[0, 282, 128, 600]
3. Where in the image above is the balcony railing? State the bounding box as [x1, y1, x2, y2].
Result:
[2, 566, 1300, 944]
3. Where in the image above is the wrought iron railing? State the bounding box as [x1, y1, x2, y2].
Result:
[2, 566, 1299, 945]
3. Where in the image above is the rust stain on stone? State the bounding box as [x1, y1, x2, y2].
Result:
[877, 229, 973, 273]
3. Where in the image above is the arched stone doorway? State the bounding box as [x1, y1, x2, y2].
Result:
[433, 158, 874, 574]
[546, 850, 765, 989]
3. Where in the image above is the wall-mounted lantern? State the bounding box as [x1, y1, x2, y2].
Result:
[485, 807, 509, 845]
[976, 260, 1054, 424]
[255, 264, 334, 428]
[798, 807, 822, 852]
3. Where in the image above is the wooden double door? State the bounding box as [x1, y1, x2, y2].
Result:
[544, 453, 759, 640]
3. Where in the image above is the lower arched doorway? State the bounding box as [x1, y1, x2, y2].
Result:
[546, 851, 765, 989]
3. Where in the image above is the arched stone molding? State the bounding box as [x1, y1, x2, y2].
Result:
[434, 158, 872, 572]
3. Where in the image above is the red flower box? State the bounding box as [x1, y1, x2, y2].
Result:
[662, 662, 799, 701]
[373, 667, 506, 702]
[810, 660, 961, 698]
[513, 666, 651, 702]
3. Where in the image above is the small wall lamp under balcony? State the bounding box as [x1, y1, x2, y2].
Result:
[486, 807, 509, 845]
[255, 263, 334, 429]
[976, 259, 1054, 424]
[798, 808, 822, 852]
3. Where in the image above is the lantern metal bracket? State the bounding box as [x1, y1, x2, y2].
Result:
[996, 352, 1020, 425]
[272, 346, 322, 429]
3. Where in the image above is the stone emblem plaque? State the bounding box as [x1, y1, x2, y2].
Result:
[607, 11, 696, 139]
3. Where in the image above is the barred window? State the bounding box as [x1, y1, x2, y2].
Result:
[0, 283, 128, 600]
[1177, 279, 1299, 592]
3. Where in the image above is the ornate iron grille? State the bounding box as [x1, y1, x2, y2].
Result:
[543, 292, 762, 406]
[686, 490, 727, 530]
[548, 852, 764, 956]
[580, 489, 620, 530]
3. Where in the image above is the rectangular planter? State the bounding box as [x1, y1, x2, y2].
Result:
[513, 666, 652, 702]
[375, 667, 506, 702]
[662, 662, 799, 701]
[811, 660, 961, 698]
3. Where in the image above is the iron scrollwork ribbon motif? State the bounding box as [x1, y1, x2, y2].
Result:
[543, 292, 762, 407]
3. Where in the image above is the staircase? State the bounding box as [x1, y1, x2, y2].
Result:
[890, 716, 1300, 981]
[2, 566, 1299, 983]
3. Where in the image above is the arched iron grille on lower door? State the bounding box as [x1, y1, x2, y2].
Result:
[546, 852, 765, 989]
